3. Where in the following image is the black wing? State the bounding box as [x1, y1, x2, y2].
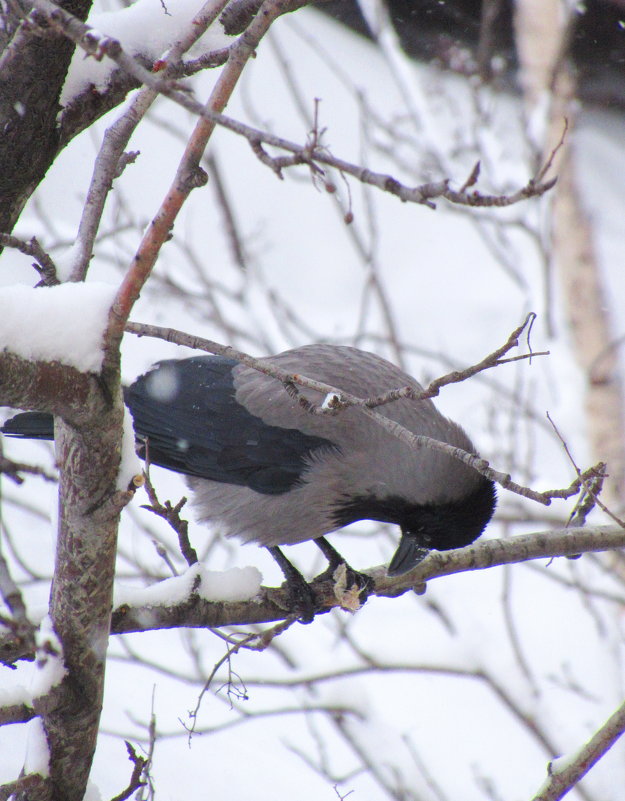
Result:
[125, 356, 337, 495]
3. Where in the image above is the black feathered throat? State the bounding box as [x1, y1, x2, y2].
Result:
[332, 476, 497, 552]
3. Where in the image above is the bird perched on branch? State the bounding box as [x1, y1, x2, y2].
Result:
[2, 344, 496, 587]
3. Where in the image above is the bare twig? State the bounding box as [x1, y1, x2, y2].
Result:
[101, 0, 290, 373]
[67, 0, 233, 283]
[205, 152, 249, 271]
[535, 118, 569, 184]
[109, 741, 147, 801]
[0, 454, 57, 485]
[186, 617, 297, 738]
[141, 470, 198, 567]
[0, 520, 37, 663]
[547, 412, 624, 527]
[0, 233, 58, 286]
[180, 45, 232, 75]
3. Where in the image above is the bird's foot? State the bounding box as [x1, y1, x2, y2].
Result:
[267, 546, 320, 624]
[313, 537, 373, 610]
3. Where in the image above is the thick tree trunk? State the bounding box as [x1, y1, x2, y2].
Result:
[0, 351, 130, 800]
[0, 0, 92, 235]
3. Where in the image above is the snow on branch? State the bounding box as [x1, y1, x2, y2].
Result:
[98, 0, 292, 364]
[0, 282, 117, 373]
[102, 523, 625, 633]
[58, 0, 231, 107]
[1, 524, 624, 663]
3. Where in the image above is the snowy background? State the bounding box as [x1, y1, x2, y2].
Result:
[2, 1, 625, 798]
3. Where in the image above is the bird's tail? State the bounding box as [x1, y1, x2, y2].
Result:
[1, 412, 55, 440]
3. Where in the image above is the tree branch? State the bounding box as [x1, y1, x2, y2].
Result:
[26, 0, 556, 213]
[66, 0, 233, 283]
[2, 524, 623, 665]
[101, 0, 291, 373]
[0, 233, 58, 286]
[531, 697, 625, 801]
[0, 0, 92, 235]
[0, 351, 98, 422]
[106, 524, 625, 635]
[0, 773, 50, 801]
[0, 454, 57, 484]
[0, 702, 36, 726]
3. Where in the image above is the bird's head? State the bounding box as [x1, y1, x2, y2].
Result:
[387, 475, 497, 576]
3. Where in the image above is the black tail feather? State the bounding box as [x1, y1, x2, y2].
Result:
[1, 412, 55, 440]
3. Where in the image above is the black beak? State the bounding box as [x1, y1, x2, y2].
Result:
[387, 533, 430, 577]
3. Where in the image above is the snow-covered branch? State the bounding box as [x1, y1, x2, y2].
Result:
[102, 524, 625, 635]
[10, 524, 621, 666]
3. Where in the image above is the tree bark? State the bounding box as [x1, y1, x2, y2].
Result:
[0, 351, 130, 801]
[0, 0, 92, 235]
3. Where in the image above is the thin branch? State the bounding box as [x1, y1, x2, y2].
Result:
[205, 152, 249, 271]
[127, 703, 364, 740]
[109, 741, 147, 801]
[362, 313, 545, 408]
[0, 454, 57, 485]
[67, 0, 232, 283]
[103, 524, 625, 636]
[0, 525, 37, 662]
[547, 411, 624, 527]
[531, 698, 625, 801]
[0, 233, 58, 286]
[185, 616, 297, 738]
[141, 470, 198, 567]
[101, 0, 290, 373]
[2, 524, 624, 664]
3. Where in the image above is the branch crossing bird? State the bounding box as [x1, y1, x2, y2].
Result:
[2, 344, 496, 603]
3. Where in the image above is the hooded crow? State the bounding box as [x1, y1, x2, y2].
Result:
[2, 344, 496, 578]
